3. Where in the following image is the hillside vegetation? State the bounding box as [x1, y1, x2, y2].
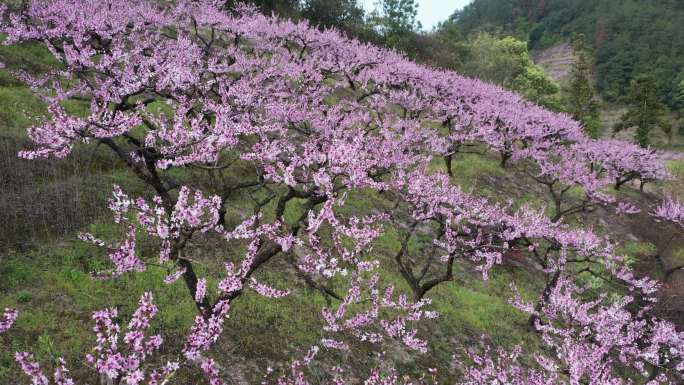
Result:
[0, 1, 683, 385]
[450, 0, 684, 110]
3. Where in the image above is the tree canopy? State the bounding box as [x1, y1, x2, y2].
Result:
[458, 33, 559, 108]
[565, 34, 600, 138]
[615, 75, 672, 147]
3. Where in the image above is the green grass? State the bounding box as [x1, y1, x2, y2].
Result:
[0, 238, 196, 381]
[0, 39, 63, 137]
[445, 153, 505, 190]
[616, 241, 657, 261]
[669, 248, 684, 271]
[427, 265, 542, 365]
[665, 158, 684, 201]
[514, 191, 547, 211]
[0, 86, 47, 138]
[0, 39, 61, 86]
[224, 278, 329, 360]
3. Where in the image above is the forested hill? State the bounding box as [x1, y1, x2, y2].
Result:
[449, 0, 684, 108]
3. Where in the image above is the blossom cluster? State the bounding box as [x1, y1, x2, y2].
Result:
[0, 308, 18, 334]
[14, 293, 178, 385]
[652, 196, 684, 229]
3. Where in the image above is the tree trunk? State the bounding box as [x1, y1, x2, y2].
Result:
[444, 154, 453, 177]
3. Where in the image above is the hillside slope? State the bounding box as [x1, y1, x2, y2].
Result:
[531, 41, 574, 84]
[1, 2, 684, 384]
[1, 41, 683, 385]
[451, 0, 684, 108]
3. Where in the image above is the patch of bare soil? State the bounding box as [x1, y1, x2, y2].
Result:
[532, 42, 576, 84]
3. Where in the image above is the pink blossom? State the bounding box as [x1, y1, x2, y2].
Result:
[652, 196, 684, 229]
[0, 308, 18, 334]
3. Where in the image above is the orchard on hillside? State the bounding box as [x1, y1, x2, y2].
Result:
[0, 1, 683, 384]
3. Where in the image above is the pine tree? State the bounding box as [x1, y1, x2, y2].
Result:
[614, 74, 672, 147]
[372, 0, 420, 50]
[301, 0, 365, 34]
[567, 34, 601, 138]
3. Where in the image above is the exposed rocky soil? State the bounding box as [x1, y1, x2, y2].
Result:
[532, 42, 576, 84]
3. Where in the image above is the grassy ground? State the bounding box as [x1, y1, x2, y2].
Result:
[0, 137, 546, 383]
[0, 129, 557, 383]
[3, 149, 680, 384]
[0, 231, 545, 384]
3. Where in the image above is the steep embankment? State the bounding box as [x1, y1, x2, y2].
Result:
[532, 42, 574, 84]
[532, 42, 611, 136]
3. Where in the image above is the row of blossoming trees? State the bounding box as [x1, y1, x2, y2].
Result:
[0, 1, 683, 384]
